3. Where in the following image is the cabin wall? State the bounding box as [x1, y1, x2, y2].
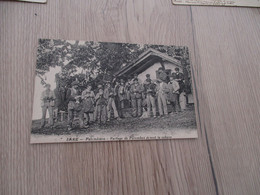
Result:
[164, 62, 183, 73]
[137, 62, 161, 82]
[137, 62, 183, 82]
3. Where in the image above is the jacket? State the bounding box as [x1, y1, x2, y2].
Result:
[130, 84, 144, 99]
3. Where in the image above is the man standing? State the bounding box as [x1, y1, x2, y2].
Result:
[124, 78, 132, 107]
[130, 78, 144, 117]
[156, 79, 170, 117]
[66, 81, 81, 130]
[95, 88, 107, 124]
[118, 79, 126, 109]
[168, 75, 180, 113]
[79, 84, 95, 128]
[174, 68, 184, 91]
[104, 82, 120, 121]
[40, 84, 55, 128]
[144, 76, 157, 117]
[113, 80, 121, 117]
[174, 68, 185, 111]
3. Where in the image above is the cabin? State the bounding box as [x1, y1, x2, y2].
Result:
[114, 48, 183, 82]
[114, 48, 193, 118]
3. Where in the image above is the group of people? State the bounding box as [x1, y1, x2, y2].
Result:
[40, 67, 186, 130]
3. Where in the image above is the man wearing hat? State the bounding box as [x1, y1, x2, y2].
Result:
[118, 78, 126, 110]
[95, 88, 107, 124]
[130, 78, 144, 117]
[104, 82, 120, 121]
[40, 84, 55, 128]
[156, 78, 170, 117]
[93, 84, 104, 121]
[124, 77, 132, 107]
[174, 67, 184, 109]
[174, 67, 184, 92]
[66, 80, 81, 130]
[168, 74, 180, 113]
[144, 76, 157, 117]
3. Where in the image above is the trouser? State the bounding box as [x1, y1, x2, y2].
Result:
[170, 93, 180, 113]
[177, 93, 180, 108]
[157, 93, 168, 116]
[68, 109, 75, 127]
[120, 100, 125, 109]
[41, 105, 54, 127]
[79, 111, 91, 127]
[131, 98, 142, 117]
[146, 95, 156, 117]
[107, 97, 119, 120]
[96, 105, 107, 123]
[115, 96, 122, 117]
[93, 105, 98, 121]
[179, 92, 187, 111]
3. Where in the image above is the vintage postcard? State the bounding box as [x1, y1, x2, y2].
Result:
[17, 0, 46, 3]
[172, 0, 260, 7]
[30, 39, 198, 143]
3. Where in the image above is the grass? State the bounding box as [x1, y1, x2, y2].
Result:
[31, 109, 197, 136]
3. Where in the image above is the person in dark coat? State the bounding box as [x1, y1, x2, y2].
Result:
[144, 76, 157, 117]
[130, 78, 144, 117]
[118, 79, 126, 109]
[174, 67, 184, 109]
[104, 82, 120, 121]
[66, 81, 81, 130]
[168, 75, 180, 113]
[95, 88, 107, 124]
[79, 84, 95, 128]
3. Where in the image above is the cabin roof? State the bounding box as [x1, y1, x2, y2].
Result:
[114, 48, 182, 77]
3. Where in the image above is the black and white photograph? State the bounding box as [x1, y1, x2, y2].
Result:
[31, 39, 198, 143]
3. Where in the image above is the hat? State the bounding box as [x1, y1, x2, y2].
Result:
[158, 67, 163, 71]
[175, 67, 179, 71]
[98, 84, 103, 89]
[71, 81, 79, 86]
[146, 74, 150, 78]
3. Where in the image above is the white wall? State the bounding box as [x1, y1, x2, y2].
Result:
[137, 61, 183, 82]
[164, 62, 183, 73]
[138, 62, 161, 82]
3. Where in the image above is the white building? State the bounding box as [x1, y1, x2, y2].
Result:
[115, 48, 183, 82]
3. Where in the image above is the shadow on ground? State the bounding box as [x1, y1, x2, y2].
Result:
[31, 109, 197, 136]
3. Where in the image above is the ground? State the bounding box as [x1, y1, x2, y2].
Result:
[31, 109, 197, 136]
